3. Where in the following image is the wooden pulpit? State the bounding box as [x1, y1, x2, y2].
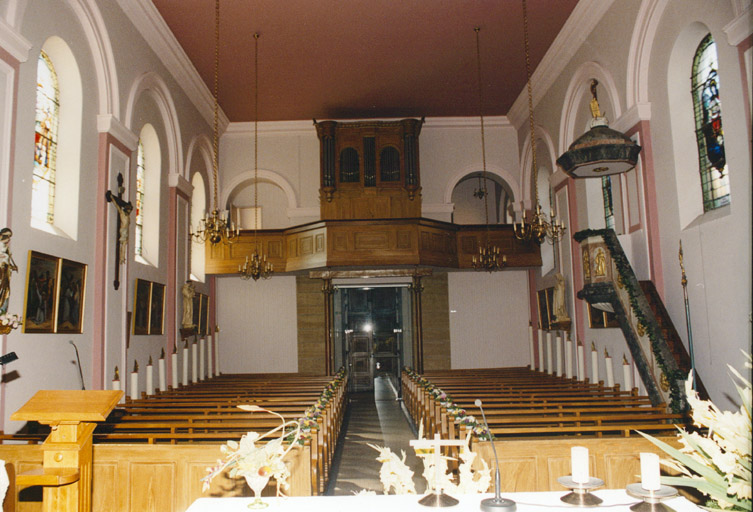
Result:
[10, 390, 122, 512]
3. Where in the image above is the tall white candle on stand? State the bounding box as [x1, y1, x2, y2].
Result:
[634, 364, 642, 394]
[183, 341, 189, 386]
[207, 337, 214, 378]
[130, 361, 139, 400]
[565, 337, 573, 379]
[623, 355, 633, 390]
[576, 340, 585, 381]
[191, 341, 198, 383]
[171, 345, 179, 389]
[199, 337, 206, 380]
[556, 335, 563, 376]
[591, 343, 599, 383]
[146, 356, 154, 395]
[214, 329, 221, 375]
[528, 324, 535, 369]
[158, 352, 167, 392]
[605, 349, 614, 387]
[546, 331, 553, 374]
[571, 446, 589, 484]
[640, 453, 661, 491]
[537, 330, 544, 371]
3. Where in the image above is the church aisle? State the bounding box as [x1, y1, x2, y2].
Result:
[326, 375, 426, 495]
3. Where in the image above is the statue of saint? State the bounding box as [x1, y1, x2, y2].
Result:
[181, 280, 195, 329]
[0, 228, 18, 314]
[594, 248, 607, 277]
[552, 272, 570, 323]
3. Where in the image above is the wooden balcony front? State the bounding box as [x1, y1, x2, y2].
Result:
[205, 218, 541, 275]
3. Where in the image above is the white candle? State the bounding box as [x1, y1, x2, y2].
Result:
[146, 363, 154, 396]
[191, 342, 198, 383]
[623, 359, 633, 390]
[199, 338, 206, 380]
[591, 348, 599, 383]
[577, 342, 585, 381]
[528, 325, 535, 369]
[171, 351, 179, 389]
[634, 364, 641, 394]
[183, 345, 189, 386]
[207, 337, 214, 378]
[556, 335, 563, 376]
[130, 371, 139, 400]
[158, 358, 167, 392]
[537, 332, 544, 371]
[565, 339, 573, 379]
[214, 331, 220, 375]
[571, 446, 589, 484]
[112, 378, 121, 391]
[640, 453, 661, 491]
[546, 332, 553, 374]
[605, 356, 615, 387]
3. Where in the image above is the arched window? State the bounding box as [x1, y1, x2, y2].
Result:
[32, 51, 59, 227]
[691, 34, 729, 211]
[190, 172, 207, 282]
[134, 140, 145, 257]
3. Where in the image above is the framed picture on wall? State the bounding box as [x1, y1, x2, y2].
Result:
[545, 287, 556, 327]
[56, 259, 87, 334]
[149, 282, 165, 335]
[199, 294, 209, 336]
[23, 251, 60, 333]
[132, 278, 151, 335]
[587, 303, 620, 329]
[537, 289, 550, 331]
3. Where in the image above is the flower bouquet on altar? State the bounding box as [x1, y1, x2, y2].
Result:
[202, 405, 301, 508]
[639, 352, 751, 511]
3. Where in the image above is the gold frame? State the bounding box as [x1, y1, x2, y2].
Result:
[55, 258, 87, 334]
[537, 289, 551, 331]
[23, 251, 60, 333]
[132, 278, 151, 335]
[149, 282, 165, 335]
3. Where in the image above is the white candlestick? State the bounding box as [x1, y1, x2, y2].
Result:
[571, 446, 590, 484]
[634, 364, 641, 394]
[199, 338, 206, 380]
[171, 351, 179, 389]
[565, 339, 573, 379]
[577, 343, 585, 381]
[591, 349, 599, 383]
[556, 336, 563, 376]
[605, 356, 614, 387]
[640, 453, 661, 491]
[112, 378, 121, 391]
[623, 360, 633, 390]
[158, 358, 167, 392]
[191, 342, 198, 383]
[214, 332, 220, 375]
[130, 371, 139, 400]
[528, 325, 535, 369]
[207, 337, 214, 378]
[546, 332, 553, 374]
[183, 346, 189, 386]
[146, 364, 154, 396]
[537, 331, 544, 371]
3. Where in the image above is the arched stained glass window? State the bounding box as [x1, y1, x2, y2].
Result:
[32, 51, 59, 225]
[691, 34, 729, 211]
[135, 140, 145, 257]
[601, 176, 615, 230]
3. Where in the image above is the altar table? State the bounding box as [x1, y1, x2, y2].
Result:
[186, 490, 701, 512]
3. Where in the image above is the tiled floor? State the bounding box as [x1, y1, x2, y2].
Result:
[327, 375, 426, 495]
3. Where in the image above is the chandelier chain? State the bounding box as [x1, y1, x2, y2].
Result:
[253, 33, 260, 249]
[212, 0, 220, 210]
[474, 27, 490, 230]
[522, 0, 539, 204]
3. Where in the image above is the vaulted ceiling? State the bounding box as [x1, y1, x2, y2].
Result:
[152, 0, 579, 123]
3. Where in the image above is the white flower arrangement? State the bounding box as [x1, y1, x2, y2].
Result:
[640, 352, 751, 510]
[0, 312, 21, 330]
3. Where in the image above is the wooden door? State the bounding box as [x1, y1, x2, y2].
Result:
[347, 332, 373, 391]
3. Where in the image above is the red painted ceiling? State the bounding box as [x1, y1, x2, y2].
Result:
[152, 0, 579, 122]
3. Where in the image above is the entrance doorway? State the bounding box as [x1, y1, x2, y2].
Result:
[334, 285, 412, 393]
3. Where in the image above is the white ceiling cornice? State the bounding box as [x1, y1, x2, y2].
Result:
[724, 4, 753, 46]
[115, 0, 228, 132]
[0, 16, 32, 62]
[507, 0, 616, 131]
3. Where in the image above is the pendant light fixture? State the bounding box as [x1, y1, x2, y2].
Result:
[513, 0, 566, 246]
[191, 0, 238, 246]
[239, 33, 273, 281]
[470, 27, 506, 273]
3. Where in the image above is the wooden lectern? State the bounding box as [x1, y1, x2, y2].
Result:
[10, 390, 122, 512]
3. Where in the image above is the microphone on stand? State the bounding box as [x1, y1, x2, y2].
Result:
[69, 340, 85, 390]
[475, 398, 516, 512]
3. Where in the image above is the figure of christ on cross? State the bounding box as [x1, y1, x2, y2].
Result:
[410, 433, 467, 506]
[105, 172, 133, 290]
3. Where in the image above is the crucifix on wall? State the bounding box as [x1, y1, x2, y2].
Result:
[105, 172, 133, 290]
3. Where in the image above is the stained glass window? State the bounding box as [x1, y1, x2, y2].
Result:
[32, 51, 59, 225]
[691, 34, 729, 211]
[601, 176, 615, 230]
[135, 140, 145, 257]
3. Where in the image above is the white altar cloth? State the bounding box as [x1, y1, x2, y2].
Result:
[186, 490, 701, 512]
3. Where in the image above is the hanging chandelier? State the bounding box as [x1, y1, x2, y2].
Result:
[470, 27, 506, 273]
[192, 0, 238, 246]
[240, 33, 273, 281]
[513, 0, 566, 246]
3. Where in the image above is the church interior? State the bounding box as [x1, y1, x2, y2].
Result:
[0, 0, 751, 510]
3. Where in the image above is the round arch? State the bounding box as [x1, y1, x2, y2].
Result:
[220, 169, 298, 212]
[558, 61, 622, 155]
[124, 71, 184, 177]
[185, 132, 213, 210]
[626, 0, 670, 108]
[519, 124, 557, 208]
[443, 165, 519, 206]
